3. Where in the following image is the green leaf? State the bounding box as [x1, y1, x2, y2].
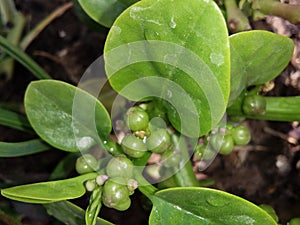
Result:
[0, 35, 51, 79]
[1, 173, 97, 204]
[0, 107, 33, 132]
[149, 187, 277, 225]
[104, 0, 230, 137]
[44, 200, 114, 225]
[24, 80, 112, 152]
[229, 30, 294, 105]
[77, 0, 138, 28]
[0, 139, 50, 157]
[86, 187, 102, 225]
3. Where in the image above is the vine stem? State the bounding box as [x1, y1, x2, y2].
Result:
[227, 96, 300, 121]
[252, 0, 300, 24]
[224, 0, 251, 33]
[171, 134, 200, 187]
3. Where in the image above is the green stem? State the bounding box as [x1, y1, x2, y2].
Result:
[20, 2, 73, 50]
[252, 0, 300, 24]
[133, 153, 158, 199]
[0, 35, 51, 79]
[171, 134, 200, 187]
[0, 0, 16, 26]
[0, 11, 26, 80]
[227, 96, 300, 121]
[224, 0, 251, 33]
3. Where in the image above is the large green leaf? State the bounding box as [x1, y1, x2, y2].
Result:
[1, 173, 97, 204]
[104, 0, 230, 137]
[24, 80, 111, 152]
[0, 139, 50, 157]
[77, 0, 139, 28]
[44, 200, 114, 225]
[229, 30, 294, 105]
[149, 187, 277, 225]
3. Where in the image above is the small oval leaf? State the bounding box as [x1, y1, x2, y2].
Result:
[104, 0, 230, 137]
[229, 30, 294, 105]
[1, 173, 97, 204]
[149, 187, 277, 225]
[25, 80, 112, 152]
[77, 0, 138, 28]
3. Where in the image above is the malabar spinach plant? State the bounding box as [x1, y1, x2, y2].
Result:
[0, 0, 300, 224]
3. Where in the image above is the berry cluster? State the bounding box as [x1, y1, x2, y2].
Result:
[76, 154, 137, 211]
[194, 124, 251, 160]
[122, 106, 181, 166]
[75, 105, 182, 211]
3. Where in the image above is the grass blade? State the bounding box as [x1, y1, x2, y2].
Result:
[0, 139, 50, 157]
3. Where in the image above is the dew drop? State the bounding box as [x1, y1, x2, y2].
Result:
[170, 16, 176, 29]
[206, 195, 228, 207]
[210, 53, 224, 67]
[166, 90, 173, 99]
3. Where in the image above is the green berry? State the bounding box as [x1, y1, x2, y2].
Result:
[121, 134, 147, 158]
[85, 179, 97, 192]
[210, 133, 223, 150]
[103, 140, 123, 156]
[147, 129, 171, 153]
[210, 133, 234, 155]
[126, 106, 149, 131]
[231, 125, 251, 145]
[289, 218, 300, 225]
[106, 156, 133, 178]
[219, 134, 234, 155]
[102, 179, 130, 211]
[242, 95, 266, 115]
[113, 198, 131, 211]
[75, 154, 98, 174]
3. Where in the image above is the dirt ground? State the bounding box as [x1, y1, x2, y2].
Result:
[0, 0, 300, 224]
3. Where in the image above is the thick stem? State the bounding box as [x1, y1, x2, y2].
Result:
[227, 96, 300, 121]
[171, 134, 200, 187]
[224, 0, 251, 33]
[253, 0, 300, 24]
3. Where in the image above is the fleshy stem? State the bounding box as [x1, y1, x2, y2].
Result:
[252, 0, 300, 24]
[171, 133, 200, 187]
[227, 96, 300, 121]
[224, 0, 251, 33]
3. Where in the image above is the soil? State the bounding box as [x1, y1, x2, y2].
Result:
[0, 0, 299, 225]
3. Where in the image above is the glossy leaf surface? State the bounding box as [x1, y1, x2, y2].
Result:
[229, 30, 294, 105]
[25, 80, 111, 152]
[44, 200, 114, 225]
[0, 139, 50, 157]
[149, 187, 277, 225]
[104, 0, 230, 137]
[1, 173, 97, 204]
[77, 0, 138, 28]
